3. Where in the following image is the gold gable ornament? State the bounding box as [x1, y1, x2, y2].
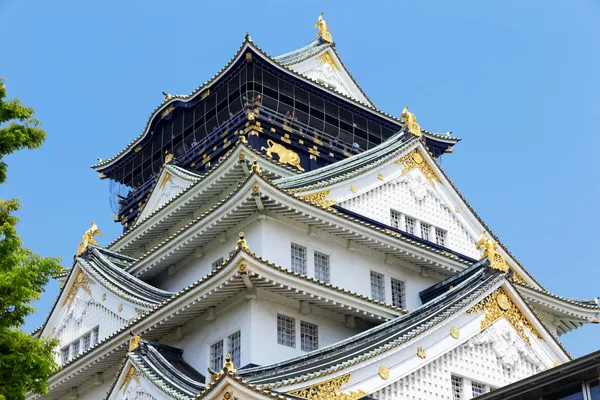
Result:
[399, 106, 422, 138]
[315, 12, 333, 43]
[393, 148, 440, 186]
[76, 222, 102, 256]
[476, 232, 508, 273]
[286, 372, 367, 400]
[261, 139, 305, 171]
[299, 190, 338, 209]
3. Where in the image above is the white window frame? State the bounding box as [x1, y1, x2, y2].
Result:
[314, 251, 330, 283]
[209, 339, 224, 371]
[227, 330, 241, 368]
[370, 271, 386, 302]
[390, 209, 401, 229]
[290, 243, 307, 275]
[391, 278, 406, 309]
[277, 314, 296, 348]
[300, 321, 319, 352]
[435, 227, 447, 246]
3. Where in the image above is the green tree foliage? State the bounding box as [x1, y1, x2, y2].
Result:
[0, 78, 63, 400]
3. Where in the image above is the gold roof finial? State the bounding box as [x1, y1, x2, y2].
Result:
[164, 153, 174, 165]
[76, 222, 102, 256]
[315, 12, 333, 43]
[236, 232, 250, 252]
[129, 334, 141, 352]
[399, 106, 422, 138]
[162, 91, 173, 101]
[223, 353, 236, 374]
[476, 231, 508, 272]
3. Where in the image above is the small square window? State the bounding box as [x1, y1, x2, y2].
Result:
[277, 314, 296, 348]
[211, 257, 224, 271]
[291, 243, 307, 275]
[404, 216, 416, 235]
[210, 340, 224, 371]
[451, 375, 463, 400]
[370, 271, 385, 302]
[61, 347, 69, 364]
[391, 278, 406, 309]
[435, 228, 446, 246]
[390, 209, 401, 229]
[314, 251, 330, 283]
[72, 340, 80, 358]
[300, 321, 319, 352]
[92, 326, 99, 345]
[83, 332, 91, 351]
[471, 381, 487, 396]
[227, 331, 241, 368]
[420, 223, 430, 241]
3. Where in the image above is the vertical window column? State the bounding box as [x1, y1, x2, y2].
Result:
[210, 340, 224, 371]
[291, 243, 307, 275]
[314, 251, 330, 283]
[370, 271, 386, 302]
[391, 278, 406, 309]
[227, 331, 241, 367]
[300, 321, 319, 352]
[277, 314, 296, 348]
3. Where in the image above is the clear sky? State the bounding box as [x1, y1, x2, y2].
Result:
[1, 0, 599, 358]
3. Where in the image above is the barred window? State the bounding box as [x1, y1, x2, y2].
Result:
[370, 271, 386, 302]
[451, 375, 463, 400]
[471, 381, 487, 396]
[291, 243, 307, 275]
[61, 347, 69, 364]
[390, 209, 401, 229]
[391, 278, 406, 308]
[210, 340, 224, 371]
[420, 222, 430, 241]
[92, 326, 99, 345]
[277, 314, 296, 348]
[82, 332, 91, 351]
[404, 216, 416, 235]
[72, 340, 80, 358]
[314, 251, 330, 283]
[300, 321, 319, 352]
[435, 228, 446, 246]
[227, 331, 241, 368]
[211, 257, 224, 271]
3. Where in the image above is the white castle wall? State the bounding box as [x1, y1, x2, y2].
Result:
[166, 289, 365, 374]
[341, 172, 480, 259]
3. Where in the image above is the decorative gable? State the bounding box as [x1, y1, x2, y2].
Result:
[285, 48, 371, 105]
[136, 165, 201, 224]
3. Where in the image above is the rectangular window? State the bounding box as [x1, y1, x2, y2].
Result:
[210, 340, 224, 371]
[404, 216, 416, 235]
[370, 271, 386, 302]
[277, 314, 296, 348]
[391, 278, 406, 309]
[227, 331, 241, 368]
[300, 321, 319, 352]
[390, 209, 401, 229]
[92, 326, 99, 345]
[61, 347, 69, 364]
[291, 243, 307, 275]
[314, 251, 330, 283]
[211, 257, 224, 271]
[435, 228, 446, 246]
[72, 340, 80, 358]
[82, 332, 91, 351]
[420, 222, 430, 241]
[471, 381, 487, 396]
[451, 375, 463, 400]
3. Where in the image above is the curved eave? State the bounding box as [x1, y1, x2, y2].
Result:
[92, 36, 449, 173]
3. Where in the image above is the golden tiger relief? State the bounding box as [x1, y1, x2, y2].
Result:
[261, 139, 305, 171]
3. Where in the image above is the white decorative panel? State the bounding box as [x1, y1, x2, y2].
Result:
[341, 173, 479, 259]
[371, 326, 543, 399]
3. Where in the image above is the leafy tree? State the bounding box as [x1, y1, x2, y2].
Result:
[0, 78, 63, 400]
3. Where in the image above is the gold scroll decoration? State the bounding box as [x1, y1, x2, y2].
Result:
[317, 52, 340, 71]
[286, 373, 367, 400]
[399, 106, 422, 138]
[467, 287, 543, 346]
[76, 222, 102, 256]
[119, 366, 140, 392]
[63, 271, 93, 307]
[476, 232, 508, 273]
[261, 139, 305, 171]
[299, 190, 338, 209]
[393, 148, 440, 186]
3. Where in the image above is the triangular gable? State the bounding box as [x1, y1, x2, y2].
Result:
[136, 164, 201, 223]
[106, 358, 166, 400]
[244, 274, 569, 398]
[291, 140, 541, 288]
[277, 44, 372, 106]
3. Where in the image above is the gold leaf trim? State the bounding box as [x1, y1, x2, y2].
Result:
[393, 148, 440, 186]
[299, 190, 338, 209]
[286, 372, 367, 400]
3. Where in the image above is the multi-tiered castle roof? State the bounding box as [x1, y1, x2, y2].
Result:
[31, 14, 599, 400]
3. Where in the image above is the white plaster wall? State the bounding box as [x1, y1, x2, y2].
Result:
[155, 220, 263, 292]
[166, 290, 365, 374]
[341, 171, 480, 259]
[71, 364, 120, 400]
[371, 333, 542, 400]
[260, 217, 438, 311]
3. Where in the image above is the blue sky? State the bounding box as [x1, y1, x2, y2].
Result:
[1, 1, 599, 358]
